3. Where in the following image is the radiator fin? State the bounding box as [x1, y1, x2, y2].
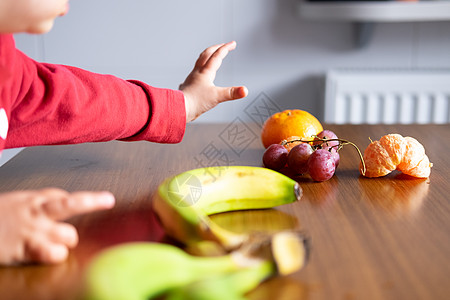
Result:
[325, 70, 450, 124]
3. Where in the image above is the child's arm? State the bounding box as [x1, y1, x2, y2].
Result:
[2, 36, 246, 149]
[2, 34, 186, 148]
[180, 41, 248, 122]
[0, 189, 115, 265]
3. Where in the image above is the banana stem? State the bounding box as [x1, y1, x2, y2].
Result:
[282, 137, 366, 176]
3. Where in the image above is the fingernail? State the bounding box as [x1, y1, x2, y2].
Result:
[242, 86, 249, 97]
[99, 192, 115, 207]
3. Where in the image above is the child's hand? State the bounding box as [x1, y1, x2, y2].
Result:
[180, 41, 248, 122]
[0, 189, 115, 265]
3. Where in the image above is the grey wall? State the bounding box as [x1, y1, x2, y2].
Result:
[14, 0, 450, 123]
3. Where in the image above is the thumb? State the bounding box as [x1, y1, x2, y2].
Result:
[217, 86, 248, 103]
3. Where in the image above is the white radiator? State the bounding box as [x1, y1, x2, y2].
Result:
[324, 69, 450, 124]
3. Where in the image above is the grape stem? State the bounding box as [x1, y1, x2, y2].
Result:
[281, 137, 366, 176]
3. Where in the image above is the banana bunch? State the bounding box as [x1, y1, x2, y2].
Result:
[85, 166, 308, 300]
[153, 166, 303, 253]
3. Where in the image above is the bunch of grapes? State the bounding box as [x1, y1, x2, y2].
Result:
[262, 130, 343, 182]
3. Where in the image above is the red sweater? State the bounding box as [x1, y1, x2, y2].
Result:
[0, 34, 186, 154]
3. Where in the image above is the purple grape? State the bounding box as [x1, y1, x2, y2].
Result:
[331, 149, 340, 168]
[287, 143, 314, 174]
[307, 149, 336, 182]
[313, 130, 339, 151]
[263, 144, 288, 171]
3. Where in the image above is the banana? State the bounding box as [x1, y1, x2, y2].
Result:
[84, 242, 244, 300]
[164, 260, 275, 300]
[152, 166, 302, 252]
[84, 231, 309, 300]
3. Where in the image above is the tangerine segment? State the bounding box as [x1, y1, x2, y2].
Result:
[261, 109, 323, 148]
[397, 137, 425, 172]
[401, 154, 431, 178]
[361, 140, 396, 177]
[379, 134, 406, 166]
[397, 137, 431, 178]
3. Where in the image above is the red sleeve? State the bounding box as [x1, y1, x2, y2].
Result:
[0, 34, 186, 150]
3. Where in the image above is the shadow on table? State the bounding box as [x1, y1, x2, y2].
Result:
[0, 253, 82, 300]
[247, 275, 311, 300]
[210, 208, 300, 234]
[358, 172, 430, 216]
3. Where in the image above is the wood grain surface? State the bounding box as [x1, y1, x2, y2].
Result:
[0, 124, 449, 300]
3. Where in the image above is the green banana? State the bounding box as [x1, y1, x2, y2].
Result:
[164, 260, 275, 300]
[84, 242, 247, 300]
[152, 166, 302, 252]
[84, 231, 309, 300]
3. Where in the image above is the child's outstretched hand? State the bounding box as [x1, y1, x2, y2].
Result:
[180, 41, 248, 122]
[0, 189, 115, 265]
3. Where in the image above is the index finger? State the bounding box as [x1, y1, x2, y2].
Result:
[200, 41, 237, 74]
[195, 43, 225, 69]
[42, 191, 115, 221]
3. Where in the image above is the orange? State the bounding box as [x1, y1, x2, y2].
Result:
[360, 134, 432, 178]
[261, 110, 323, 148]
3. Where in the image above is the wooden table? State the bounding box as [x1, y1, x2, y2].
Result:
[0, 123, 449, 300]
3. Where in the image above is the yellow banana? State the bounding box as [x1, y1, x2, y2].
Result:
[152, 166, 302, 252]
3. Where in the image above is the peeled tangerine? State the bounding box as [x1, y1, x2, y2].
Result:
[360, 134, 432, 178]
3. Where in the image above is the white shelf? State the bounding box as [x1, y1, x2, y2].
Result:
[297, 1, 450, 22]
